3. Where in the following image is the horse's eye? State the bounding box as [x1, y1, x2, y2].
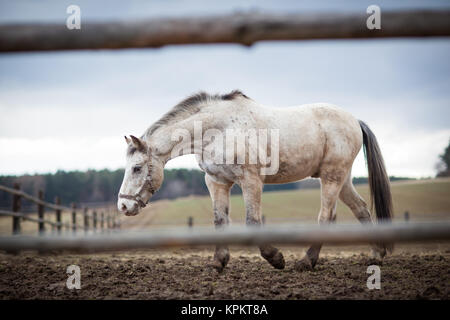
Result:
[133, 166, 142, 173]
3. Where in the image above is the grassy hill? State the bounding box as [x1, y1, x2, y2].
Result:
[123, 178, 450, 228]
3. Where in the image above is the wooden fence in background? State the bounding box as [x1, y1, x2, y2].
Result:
[0, 184, 119, 235]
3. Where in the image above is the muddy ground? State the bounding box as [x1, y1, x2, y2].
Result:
[0, 244, 449, 300]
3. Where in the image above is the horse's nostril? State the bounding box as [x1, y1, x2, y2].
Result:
[121, 204, 127, 211]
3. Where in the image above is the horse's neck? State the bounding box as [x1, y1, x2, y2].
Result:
[145, 110, 218, 163]
[144, 98, 269, 163]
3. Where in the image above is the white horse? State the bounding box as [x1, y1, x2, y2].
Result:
[118, 90, 393, 272]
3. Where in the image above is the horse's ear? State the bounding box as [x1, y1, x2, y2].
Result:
[130, 135, 145, 151]
[124, 136, 130, 144]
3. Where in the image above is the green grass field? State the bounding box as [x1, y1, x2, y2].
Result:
[129, 178, 450, 227]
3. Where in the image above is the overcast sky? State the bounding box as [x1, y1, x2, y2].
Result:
[0, 1, 449, 178]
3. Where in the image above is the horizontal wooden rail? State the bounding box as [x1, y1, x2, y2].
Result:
[0, 185, 71, 211]
[0, 208, 108, 229]
[0, 221, 449, 253]
[0, 184, 117, 235]
[0, 209, 57, 226]
[0, 209, 71, 228]
[0, 10, 449, 52]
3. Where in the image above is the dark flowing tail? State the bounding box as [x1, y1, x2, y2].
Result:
[359, 120, 393, 223]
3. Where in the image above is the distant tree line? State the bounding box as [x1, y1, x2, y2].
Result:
[0, 168, 413, 208]
[436, 139, 450, 177]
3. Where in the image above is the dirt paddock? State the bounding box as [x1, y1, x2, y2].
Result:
[0, 243, 449, 300]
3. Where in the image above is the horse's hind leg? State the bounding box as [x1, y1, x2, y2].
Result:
[339, 175, 387, 259]
[205, 174, 233, 272]
[295, 171, 346, 272]
[241, 174, 285, 269]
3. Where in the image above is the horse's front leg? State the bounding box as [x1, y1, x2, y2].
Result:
[205, 174, 233, 272]
[241, 175, 285, 270]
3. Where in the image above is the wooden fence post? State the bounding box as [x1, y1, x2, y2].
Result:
[262, 215, 266, 225]
[55, 196, 61, 234]
[93, 210, 97, 232]
[12, 183, 21, 235]
[107, 213, 111, 231]
[188, 216, 193, 228]
[38, 190, 45, 235]
[84, 207, 89, 233]
[71, 203, 77, 234]
[101, 212, 104, 232]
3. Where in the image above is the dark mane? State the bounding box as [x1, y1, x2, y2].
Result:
[221, 90, 249, 100]
[144, 90, 249, 137]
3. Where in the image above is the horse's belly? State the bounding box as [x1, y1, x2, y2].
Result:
[263, 155, 321, 184]
[262, 124, 324, 184]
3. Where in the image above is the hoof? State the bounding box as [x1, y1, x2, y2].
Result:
[269, 250, 285, 270]
[260, 246, 285, 270]
[294, 256, 314, 272]
[211, 250, 230, 273]
[371, 245, 386, 259]
[211, 260, 225, 273]
[384, 243, 394, 255]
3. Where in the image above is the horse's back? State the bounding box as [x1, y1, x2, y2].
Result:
[296, 103, 362, 158]
[260, 103, 362, 183]
[199, 100, 363, 184]
[296, 103, 363, 175]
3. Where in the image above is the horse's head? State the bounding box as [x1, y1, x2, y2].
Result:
[117, 135, 164, 216]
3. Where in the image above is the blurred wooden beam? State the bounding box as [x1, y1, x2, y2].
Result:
[0, 221, 449, 253]
[0, 10, 449, 53]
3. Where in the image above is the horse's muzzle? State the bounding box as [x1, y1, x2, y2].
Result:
[119, 200, 140, 216]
